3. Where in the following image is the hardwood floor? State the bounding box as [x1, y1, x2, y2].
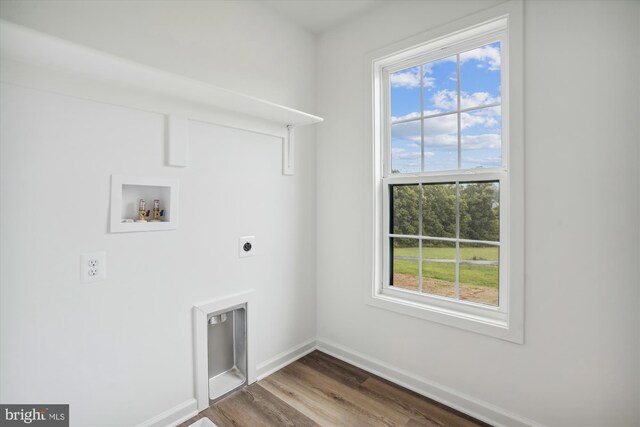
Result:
[178, 351, 490, 427]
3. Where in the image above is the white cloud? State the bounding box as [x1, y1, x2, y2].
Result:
[391, 115, 458, 145]
[391, 67, 435, 89]
[431, 90, 457, 111]
[462, 155, 502, 168]
[425, 114, 457, 138]
[461, 106, 501, 129]
[390, 68, 421, 88]
[423, 56, 457, 74]
[460, 92, 500, 109]
[391, 121, 421, 142]
[424, 77, 435, 89]
[483, 115, 499, 128]
[423, 63, 434, 75]
[461, 134, 501, 150]
[391, 44, 499, 92]
[392, 147, 421, 160]
[429, 89, 500, 111]
[391, 111, 421, 122]
[425, 133, 458, 148]
[392, 107, 500, 153]
[460, 44, 501, 71]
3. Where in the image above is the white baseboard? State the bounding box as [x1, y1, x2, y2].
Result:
[256, 337, 317, 380]
[137, 338, 315, 427]
[143, 337, 541, 427]
[136, 398, 198, 427]
[316, 337, 542, 427]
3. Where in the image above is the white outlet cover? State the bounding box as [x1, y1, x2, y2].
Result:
[238, 236, 255, 258]
[81, 251, 106, 284]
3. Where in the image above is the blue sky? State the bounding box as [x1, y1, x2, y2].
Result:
[390, 42, 502, 173]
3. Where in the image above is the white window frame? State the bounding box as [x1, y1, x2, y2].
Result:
[365, 1, 524, 343]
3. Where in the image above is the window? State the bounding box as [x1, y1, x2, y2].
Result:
[368, 6, 523, 343]
[386, 38, 505, 308]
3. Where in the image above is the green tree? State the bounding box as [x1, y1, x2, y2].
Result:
[391, 185, 420, 238]
[422, 183, 456, 239]
[459, 183, 499, 241]
[391, 181, 499, 247]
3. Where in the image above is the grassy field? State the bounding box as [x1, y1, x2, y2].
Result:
[393, 245, 499, 261]
[393, 244, 499, 288]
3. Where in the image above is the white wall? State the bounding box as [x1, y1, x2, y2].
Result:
[0, 1, 317, 426]
[2, 0, 639, 426]
[316, 0, 640, 426]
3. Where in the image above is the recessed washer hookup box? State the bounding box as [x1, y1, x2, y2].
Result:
[1, 404, 68, 427]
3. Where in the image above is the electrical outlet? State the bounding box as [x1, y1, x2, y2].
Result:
[81, 252, 106, 284]
[238, 236, 255, 258]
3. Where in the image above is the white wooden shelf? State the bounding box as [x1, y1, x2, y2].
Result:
[0, 20, 323, 173]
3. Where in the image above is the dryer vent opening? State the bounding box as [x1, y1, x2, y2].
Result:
[207, 304, 247, 401]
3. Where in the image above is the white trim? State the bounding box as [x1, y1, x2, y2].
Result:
[193, 290, 256, 412]
[145, 340, 543, 427]
[166, 115, 189, 167]
[365, 0, 524, 344]
[135, 398, 198, 427]
[375, 19, 507, 72]
[381, 29, 506, 304]
[256, 337, 317, 380]
[109, 175, 179, 233]
[316, 338, 542, 427]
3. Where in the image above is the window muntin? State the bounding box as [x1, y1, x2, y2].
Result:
[383, 38, 507, 311]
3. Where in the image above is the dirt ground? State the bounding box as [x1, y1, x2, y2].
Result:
[392, 273, 498, 306]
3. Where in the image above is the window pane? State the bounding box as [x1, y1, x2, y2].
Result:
[422, 240, 455, 298]
[459, 242, 499, 306]
[460, 42, 501, 109]
[459, 181, 500, 241]
[423, 56, 457, 114]
[422, 183, 456, 238]
[391, 184, 420, 235]
[461, 106, 501, 169]
[391, 238, 420, 291]
[390, 66, 421, 120]
[391, 121, 421, 173]
[423, 113, 458, 171]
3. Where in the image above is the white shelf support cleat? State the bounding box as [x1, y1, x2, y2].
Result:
[283, 125, 295, 176]
[166, 115, 189, 167]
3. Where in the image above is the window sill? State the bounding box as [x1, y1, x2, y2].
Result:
[366, 287, 523, 343]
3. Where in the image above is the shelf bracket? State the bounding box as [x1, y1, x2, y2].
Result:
[283, 125, 295, 176]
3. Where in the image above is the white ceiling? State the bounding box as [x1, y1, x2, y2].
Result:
[263, 0, 385, 34]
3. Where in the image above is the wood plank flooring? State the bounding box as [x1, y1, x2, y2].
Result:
[178, 351, 490, 427]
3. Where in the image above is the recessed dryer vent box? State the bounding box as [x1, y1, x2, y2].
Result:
[206, 305, 247, 401]
[193, 290, 256, 411]
[109, 175, 179, 233]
